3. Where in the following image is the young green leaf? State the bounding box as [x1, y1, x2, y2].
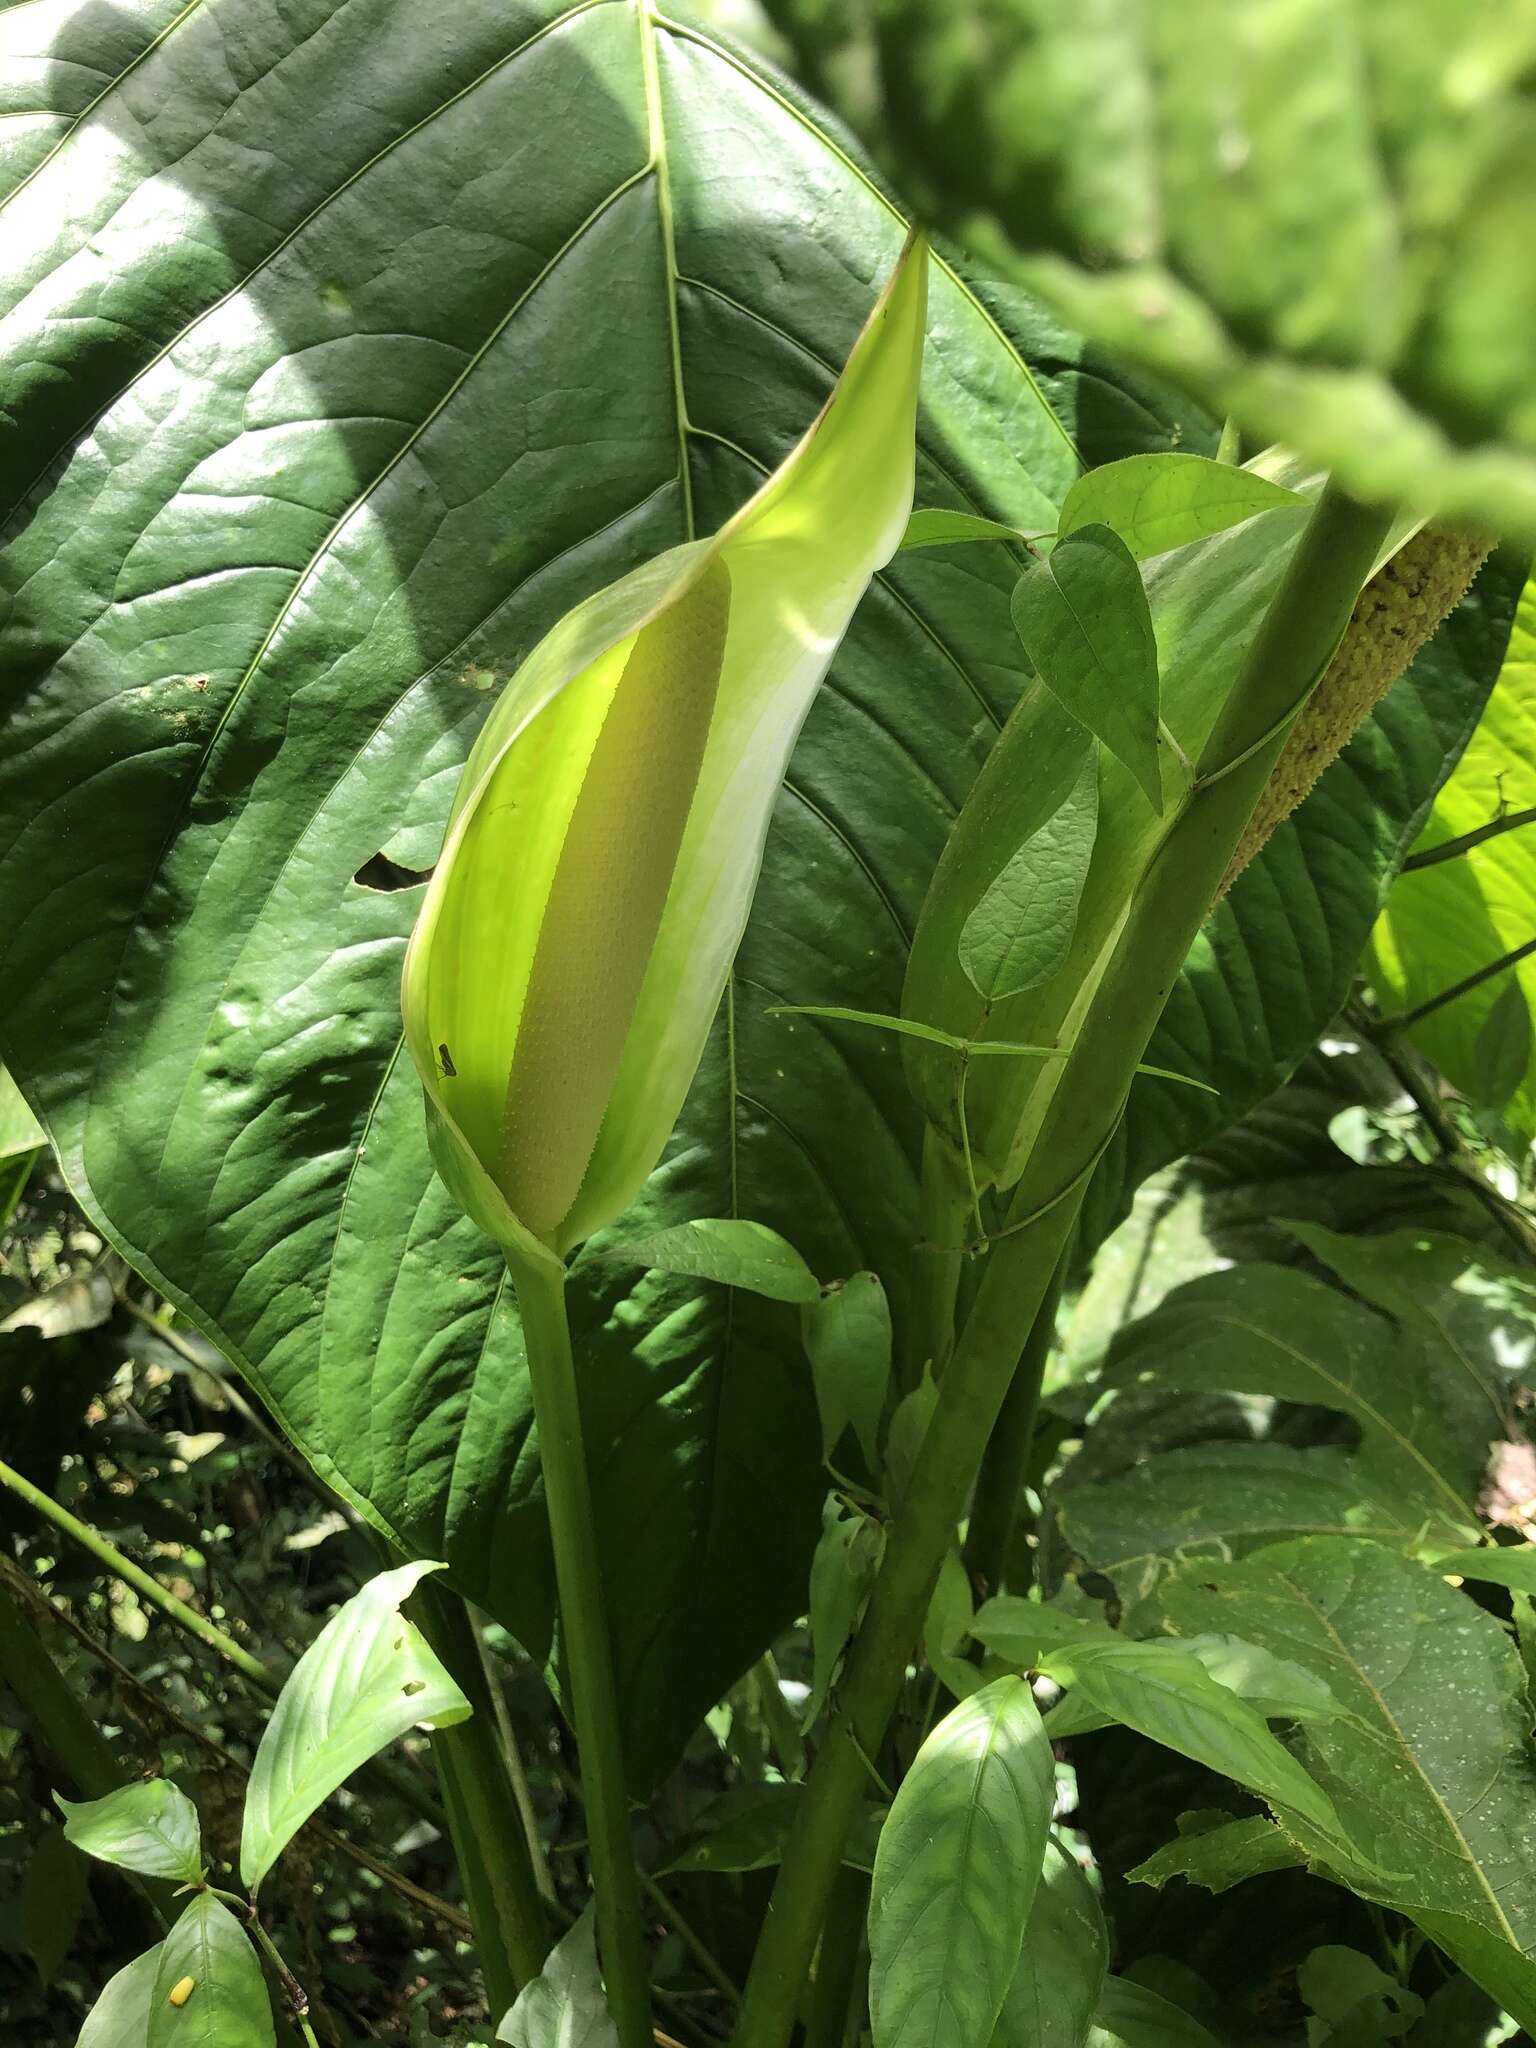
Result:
[239, 1560, 469, 1893]
[994, 1835, 1109, 2048]
[884, 1370, 938, 1508]
[1042, 1632, 1346, 1740]
[497, 1910, 617, 2048]
[1430, 1545, 1536, 1593]
[1010, 525, 1164, 812]
[24, 1824, 88, 1989]
[78, 1945, 163, 2048]
[1127, 1812, 1305, 1895]
[803, 1498, 885, 1731]
[1086, 1977, 1221, 2048]
[402, 236, 927, 1258]
[1036, 1639, 1341, 1839]
[901, 508, 1041, 551]
[802, 1271, 892, 1466]
[57, 1781, 204, 1886]
[148, 1895, 272, 2048]
[1057, 455, 1304, 560]
[971, 1595, 1120, 1669]
[960, 746, 1099, 1002]
[869, 1676, 1054, 2048]
[588, 1218, 820, 1305]
[924, 1550, 982, 1701]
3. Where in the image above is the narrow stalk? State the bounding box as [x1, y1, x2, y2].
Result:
[641, 1872, 742, 2009]
[734, 483, 1394, 2048]
[802, 1868, 867, 2048]
[1387, 936, 1536, 1032]
[0, 1452, 272, 1687]
[509, 1251, 651, 2048]
[474, 1613, 559, 1902]
[410, 1576, 554, 1997]
[962, 1241, 1070, 1600]
[1402, 804, 1536, 871]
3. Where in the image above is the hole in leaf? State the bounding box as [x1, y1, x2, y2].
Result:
[353, 852, 433, 893]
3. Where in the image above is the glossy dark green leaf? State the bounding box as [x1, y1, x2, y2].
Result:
[148, 1895, 273, 2048]
[0, 0, 1100, 1788]
[765, 0, 1536, 539]
[1010, 526, 1163, 811]
[1150, 1538, 1536, 2024]
[1086, 1978, 1220, 2048]
[994, 1835, 1109, 2048]
[1126, 1812, 1305, 1895]
[868, 1675, 1054, 2048]
[496, 1911, 617, 2048]
[1057, 456, 1304, 561]
[1055, 1443, 1419, 1604]
[240, 1561, 469, 1892]
[58, 1781, 204, 1887]
[586, 1218, 821, 1304]
[24, 1824, 88, 1989]
[801, 1271, 892, 1466]
[78, 1945, 163, 2048]
[960, 745, 1099, 1002]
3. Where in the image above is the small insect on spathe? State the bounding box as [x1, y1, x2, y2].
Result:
[436, 1042, 456, 1080]
[168, 1976, 196, 2007]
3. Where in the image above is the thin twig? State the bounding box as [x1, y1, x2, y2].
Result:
[1385, 936, 1536, 1032]
[1401, 805, 1536, 872]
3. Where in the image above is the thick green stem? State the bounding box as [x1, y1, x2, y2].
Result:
[900, 1125, 972, 1383]
[803, 1867, 867, 2048]
[733, 482, 1394, 2048]
[961, 1241, 1070, 1601]
[410, 1577, 553, 2003]
[509, 1251, 651, 2048]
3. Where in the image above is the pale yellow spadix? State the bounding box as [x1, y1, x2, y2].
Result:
[402, 235, 928, 1261]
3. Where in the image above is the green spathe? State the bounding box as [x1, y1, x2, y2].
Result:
[403, 237, 928, 1257]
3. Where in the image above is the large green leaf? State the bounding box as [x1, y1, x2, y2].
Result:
[496, 1912, 617, 2048]
[148, 1895, 273, 2048]
[240, 1561, 469, 1892]
[1054, 1442, 1419, 1605]
[994, 1835, 1109, 2048]
[1150, 1538, 1536, 2024]
[1373, 572, 1536, 1133]
[868, 1675, 1054, 2048]
[1104, 1265, 1491, 1540]
[0, 0, 1089, 1786]
[58, 1780, 204, 1887]
[78, 1946, 163, 2048]
[762, 0, 1536, 540]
